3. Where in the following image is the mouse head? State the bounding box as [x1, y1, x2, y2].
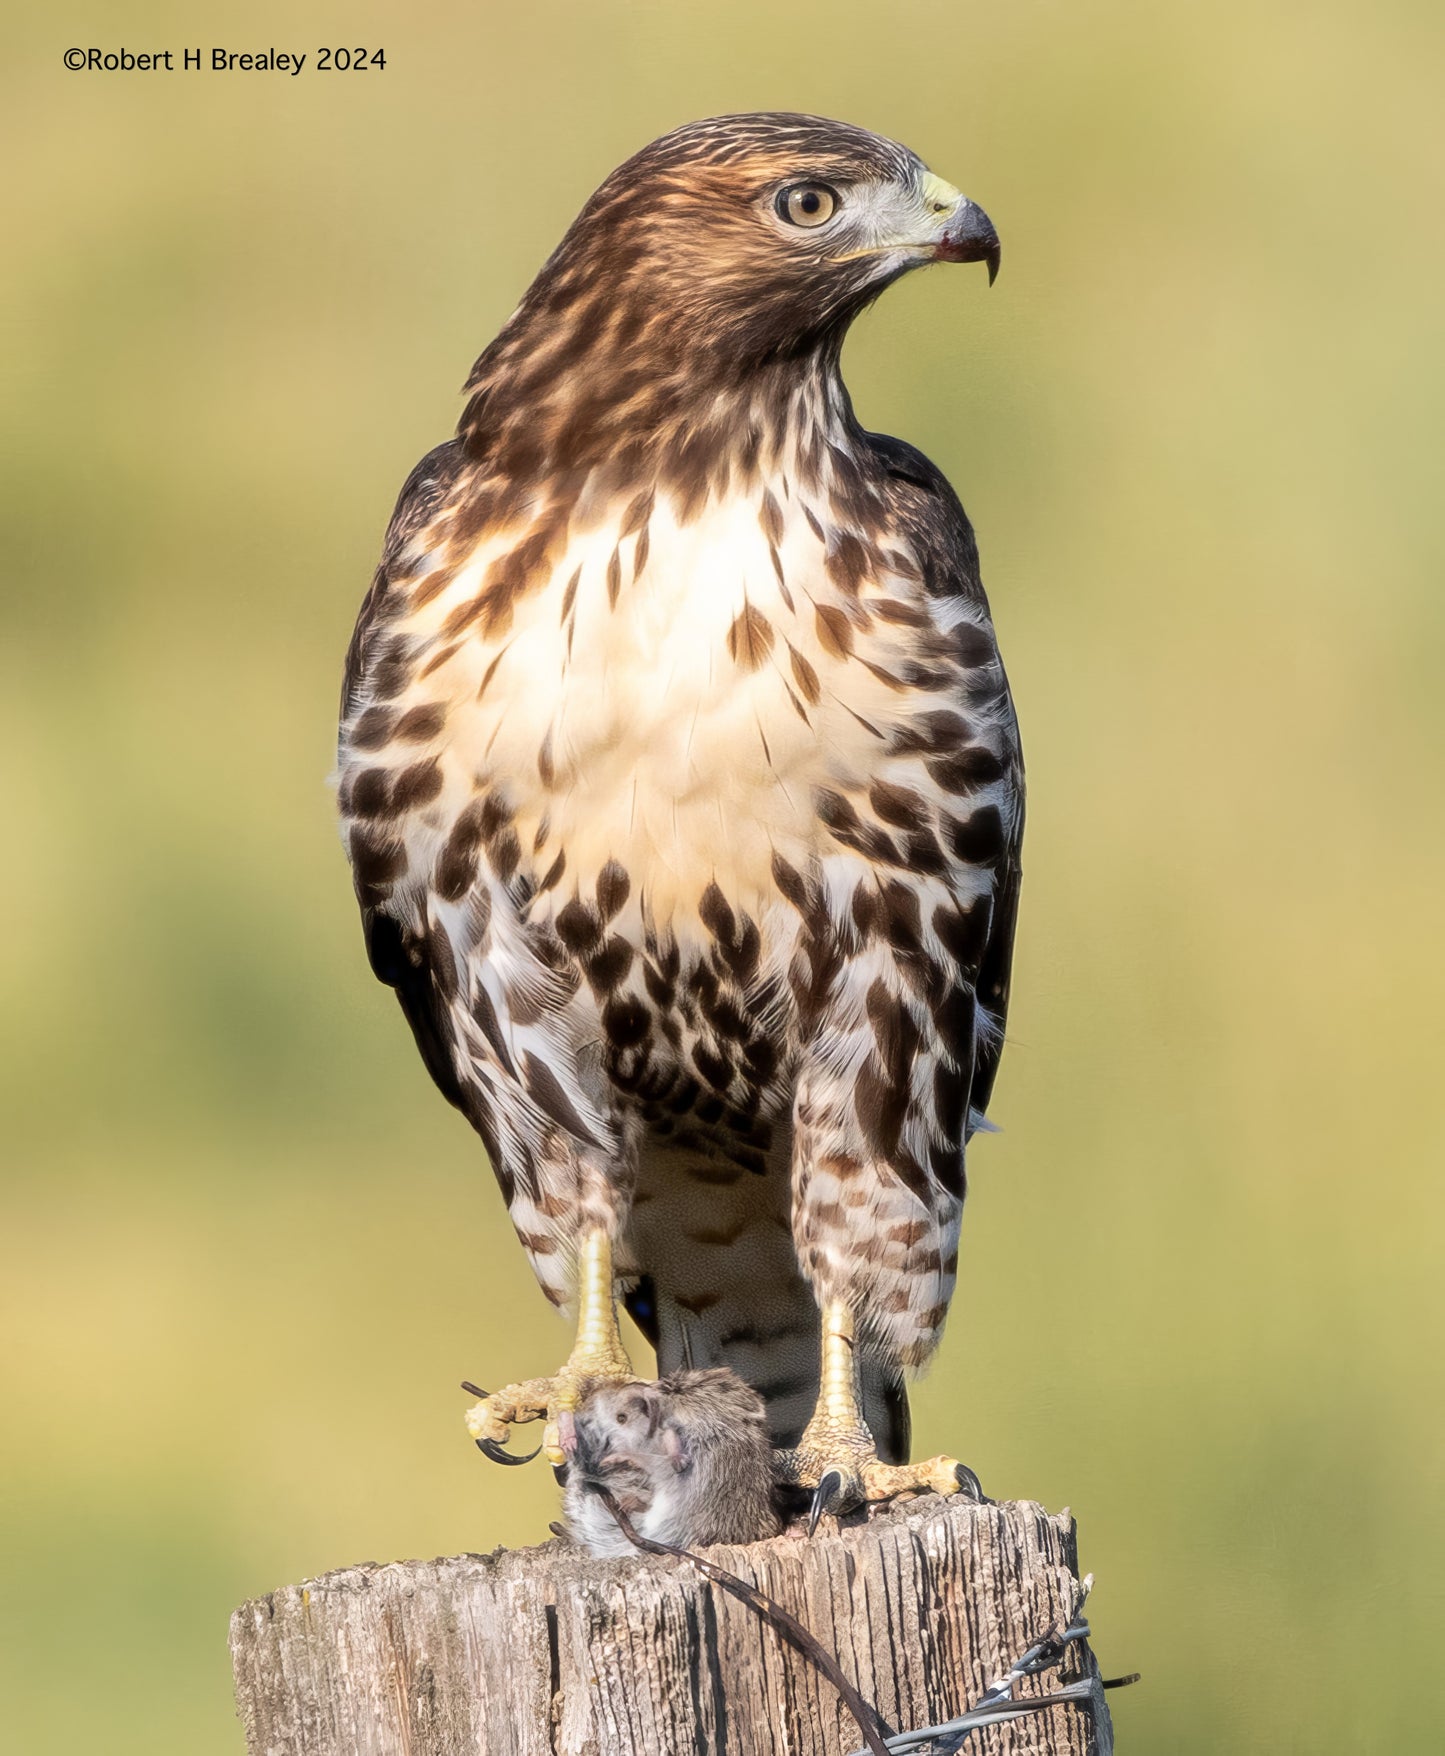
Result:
[572, 1380, 692, 1481]
[565, 1369, 780, 1555]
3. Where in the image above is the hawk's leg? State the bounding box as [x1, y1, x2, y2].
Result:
[464, 1228, 634, 1469]
[778, 1301, 982, 1521]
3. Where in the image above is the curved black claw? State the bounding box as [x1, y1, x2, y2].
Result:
[475, 1436, 541, 1467]
[954, 1462, 987, 1503]
[808, 1469, 846, 1535]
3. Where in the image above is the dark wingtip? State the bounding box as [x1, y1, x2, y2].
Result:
[986, 246, 1001, 287]
[476, 1436, 541, 1467]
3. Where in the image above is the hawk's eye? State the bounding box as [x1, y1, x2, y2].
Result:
[776, 183, 838, 228]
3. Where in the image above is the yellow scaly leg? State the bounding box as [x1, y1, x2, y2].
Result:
[780, 1300, 982, 1523]
[464, 1228, 634, 1468]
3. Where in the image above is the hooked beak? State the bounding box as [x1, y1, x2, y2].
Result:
[935, 202, 1001, 283]
[921, 173, 1001, 283]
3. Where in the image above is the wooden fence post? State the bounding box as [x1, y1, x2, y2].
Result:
[230, 1494, 1113, 1755]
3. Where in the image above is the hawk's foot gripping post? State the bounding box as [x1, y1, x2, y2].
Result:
[778, 1300, 984, 1526]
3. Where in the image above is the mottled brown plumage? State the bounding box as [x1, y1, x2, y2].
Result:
[338, 113, 1020, 1508]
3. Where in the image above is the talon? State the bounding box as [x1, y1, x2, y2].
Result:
[460, 1229, 635, 1475]
[954, 1462, 986, 1502]
[858, 1452, 982, 1503]
[809, 1469, 846, 1534]
[476, 1436, 541, 1466]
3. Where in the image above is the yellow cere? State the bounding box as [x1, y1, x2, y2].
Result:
[920, 171, 965, 216]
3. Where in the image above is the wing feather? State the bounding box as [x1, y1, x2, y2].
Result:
[866, 428, 1025, 1123]
[340, 439, 466, 721]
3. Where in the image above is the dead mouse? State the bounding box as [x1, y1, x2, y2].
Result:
[564, 1367, 782, 1557]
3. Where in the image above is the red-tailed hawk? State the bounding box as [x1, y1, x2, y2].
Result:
[338, 113, 1020, 1517]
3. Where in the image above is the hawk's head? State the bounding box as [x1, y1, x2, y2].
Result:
[465, 114, 997, 473]
[506, 114, 994, 363]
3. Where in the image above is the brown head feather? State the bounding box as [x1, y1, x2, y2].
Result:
[458, 114, 939, 493]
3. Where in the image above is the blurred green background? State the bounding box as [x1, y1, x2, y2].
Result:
[3, 1, 1442, 1750]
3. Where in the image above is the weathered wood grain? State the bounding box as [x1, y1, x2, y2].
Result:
[230, 1495, 1112, 1755]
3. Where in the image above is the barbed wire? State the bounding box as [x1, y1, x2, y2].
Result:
[580, 1490, 1139, 1756]
[847, 1574, 1139, 1754]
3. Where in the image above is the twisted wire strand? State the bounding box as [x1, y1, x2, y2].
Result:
[848, 1574, 1139, 1755]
